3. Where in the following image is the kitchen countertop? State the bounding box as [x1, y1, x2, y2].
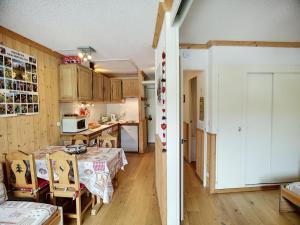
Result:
[61, 121, 139, 136]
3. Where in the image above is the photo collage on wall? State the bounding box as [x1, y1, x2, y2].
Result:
[0, 44, 39, 117]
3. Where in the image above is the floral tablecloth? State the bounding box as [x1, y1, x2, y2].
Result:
[33, 146, 128, 203]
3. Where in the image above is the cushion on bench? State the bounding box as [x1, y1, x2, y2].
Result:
[0, 201, 58, 225]
[0, 164, 8, 204]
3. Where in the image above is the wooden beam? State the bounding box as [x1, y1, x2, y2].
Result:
[152, 3, 165, 49]
[179, 43, 208, 49]
[180, 40, 300, 49]
[162, 0, 173, 11]
[0, 26, 64, 59]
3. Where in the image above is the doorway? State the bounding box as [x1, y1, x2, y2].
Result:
[182, 71, 198, 164]
[145, 84, 156, 144]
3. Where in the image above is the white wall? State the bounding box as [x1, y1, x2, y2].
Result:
[180, 46, 300, 189]
[107, 98, 139, 121]
[155, 13, 181, 225]
[210, 46, 300, 189]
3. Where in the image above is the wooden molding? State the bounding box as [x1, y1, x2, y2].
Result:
[152, 3, 165, 49]
[215, 185, 279, 194]
[179, 43, 208, 49]
[207, 132, 216, 194]
[0, 26, 64, 58]
[180, 40, 300, 49]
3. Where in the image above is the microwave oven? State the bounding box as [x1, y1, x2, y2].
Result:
[62, 116, 87, 133]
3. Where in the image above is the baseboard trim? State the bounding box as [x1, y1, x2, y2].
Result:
[213, 184, 280, 194]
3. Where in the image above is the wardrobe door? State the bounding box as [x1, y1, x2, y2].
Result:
[245, 74, 273, 185]
[271, 73, 300, 183]
[217, 71, 244, 188]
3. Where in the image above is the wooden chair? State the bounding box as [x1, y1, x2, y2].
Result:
[71, 134, 88, 145]
[97, 134, 118, 148]
[46, 151, 94, 225]
[4, 151, 49, 202]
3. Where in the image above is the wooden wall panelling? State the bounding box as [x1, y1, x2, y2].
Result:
[155, 134, 167, 225]
[0, 29, 61, 155]
[196, 128, 204, 181]
[207, 132, 216, 194]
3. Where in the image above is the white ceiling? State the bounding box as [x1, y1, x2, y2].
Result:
[180, 0, 300, 43]
[0, 0, 158, 76]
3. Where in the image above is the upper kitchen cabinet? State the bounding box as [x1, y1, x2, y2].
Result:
[92, 72, 104, 101]
[60, 64, 92, 101]
[122, 79, 139, 97]
[111, 79, 123, 101]
[103, 75, 111, 102]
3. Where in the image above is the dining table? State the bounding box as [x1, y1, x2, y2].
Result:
[33, 146, 128, 215]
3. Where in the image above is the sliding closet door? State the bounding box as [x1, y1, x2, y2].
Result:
[271, 73, 300, 183]
[245, 74, 273, 185]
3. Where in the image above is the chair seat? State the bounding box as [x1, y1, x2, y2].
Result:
[80, 183, 86, 190]
[16, 178, 49, 192]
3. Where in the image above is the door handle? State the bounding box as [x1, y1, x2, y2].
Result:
[181, 139, 188, 144]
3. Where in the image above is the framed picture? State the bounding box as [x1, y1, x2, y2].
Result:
[0, 44, 39, 117]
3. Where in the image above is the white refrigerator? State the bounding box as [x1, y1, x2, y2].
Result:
[121, 125, 139, 152]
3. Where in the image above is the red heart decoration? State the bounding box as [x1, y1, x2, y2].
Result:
[162, 51, 166, 59]
[162, 142, 167, 146]
[161, 123, 167, 130]
[163, 133, 166, 138]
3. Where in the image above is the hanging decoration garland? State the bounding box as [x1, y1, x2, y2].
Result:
[161, 51, 167, 152]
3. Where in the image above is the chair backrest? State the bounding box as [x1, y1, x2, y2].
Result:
[97, 134, 117, 148]
[72, 134, 88, 145]
[4, 151, 38, 190]
[46, 151, 80, 192]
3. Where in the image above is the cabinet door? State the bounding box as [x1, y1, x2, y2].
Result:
[245, 74, 273, 185]
[92, 72, 104, 101]
[271, 73, 300, 183]
[103, 76, 111, 102]
[60, 64, 78, 100]
[122, 79, 139, 97]
[111, 79, 123, 101]
[78, 66, 92, 100]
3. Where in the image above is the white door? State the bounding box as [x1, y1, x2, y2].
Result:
[217, 71, 244, 188]
[271, 73, 300, 183]
[245, 74, 273, 184]
[146, 86, 156, 143]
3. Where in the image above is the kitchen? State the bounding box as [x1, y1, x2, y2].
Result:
[59, 63, 147, 153]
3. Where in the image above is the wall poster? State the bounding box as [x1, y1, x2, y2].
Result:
[0, 44, 39, 117]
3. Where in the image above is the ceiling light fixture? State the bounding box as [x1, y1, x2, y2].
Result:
[77, 46, 96, 62]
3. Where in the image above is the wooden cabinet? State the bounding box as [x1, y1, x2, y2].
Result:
[60, 64, 92, 101]
[122, 79, 139, 97]
[78, 66, 92, 100]
[103, 75, 111, 102]
[60, 64, 78, 100]
[92, 72, 104, 101]
[111, 79, 123, 101]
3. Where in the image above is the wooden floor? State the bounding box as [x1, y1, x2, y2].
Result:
[70, 149, 300, 225]
[75, 146, 162, 225]
[183, 162, 300, 225]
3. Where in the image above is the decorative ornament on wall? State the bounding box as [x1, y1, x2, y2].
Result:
[160, 51, 167, 152]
